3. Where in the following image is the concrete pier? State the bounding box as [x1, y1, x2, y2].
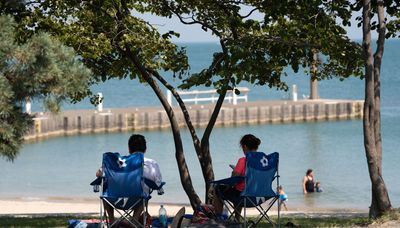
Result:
[24, 99, 364, 141]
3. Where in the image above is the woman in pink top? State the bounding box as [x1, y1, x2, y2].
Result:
[213, 134, 261, 218]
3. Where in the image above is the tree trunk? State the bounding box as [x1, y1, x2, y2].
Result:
[124, 48, 202, 210]
[151, 70, 230, 203]
[310, 49, 318, 99]
[200, 88, 228, 203]
[362, 0, 391, 218]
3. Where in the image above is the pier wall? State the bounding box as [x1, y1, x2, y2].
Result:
[24, 99, 364, 141]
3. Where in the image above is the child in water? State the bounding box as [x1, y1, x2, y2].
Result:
[277, 185, 288, 211]
[315, 181, 323, 192]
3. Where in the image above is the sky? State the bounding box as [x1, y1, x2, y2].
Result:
[140, 11, 372, 43]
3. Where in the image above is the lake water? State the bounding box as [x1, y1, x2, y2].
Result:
[1, 41, 399, 211]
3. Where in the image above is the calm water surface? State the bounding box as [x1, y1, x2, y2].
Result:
[0, 118, 398, 210]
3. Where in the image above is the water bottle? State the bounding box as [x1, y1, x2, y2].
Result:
[93, 184, 99, 193]
[159, 205, 167, 227]
[222, 205, 228, 221]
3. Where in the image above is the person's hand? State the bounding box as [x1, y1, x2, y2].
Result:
[303, 190, 307, 194]
[96, 169, 102, 177]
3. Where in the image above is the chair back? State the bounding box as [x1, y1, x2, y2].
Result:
[102, 152, 145, 198]
[241, 152, 279, 198]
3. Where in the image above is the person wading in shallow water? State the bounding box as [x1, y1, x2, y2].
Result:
[303, 169, 315, 194]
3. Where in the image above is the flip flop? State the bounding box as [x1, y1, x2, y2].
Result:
[171, 206, 186, 228]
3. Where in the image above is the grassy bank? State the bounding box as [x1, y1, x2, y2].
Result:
[0, 215, 90, 227]
[1, 209, 400, 227]
[0, 215, 371, 227]
[265, 216, 370, 227]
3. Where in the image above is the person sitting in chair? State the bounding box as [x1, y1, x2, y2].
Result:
[213, 134, 261, 219]
[96, 134, 163, 223]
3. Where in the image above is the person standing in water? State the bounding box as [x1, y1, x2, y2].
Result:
[303, 169, 315, 194]
[277, 185, 288, 211]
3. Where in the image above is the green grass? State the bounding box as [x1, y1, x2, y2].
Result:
[0, 215, 372, 227]
[2, 211, 400, 227]
[258, 216, 371, 227]
[0, 215, 94, 228]
[370, 208, 400, 226]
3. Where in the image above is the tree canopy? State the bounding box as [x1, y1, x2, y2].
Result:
[24, 1, 189, 83]
[0, 15, 92, 161]
[148, 0, 364, 90]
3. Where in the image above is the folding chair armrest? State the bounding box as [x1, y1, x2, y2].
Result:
[144, 178, 166, 196]
[210, 176, 244, 186]
[144, 178, 165, 190]
[90, 176, 102, 186]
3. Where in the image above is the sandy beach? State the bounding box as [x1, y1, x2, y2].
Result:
[0, 198, 193, 216]
[0, 198, 368, 218]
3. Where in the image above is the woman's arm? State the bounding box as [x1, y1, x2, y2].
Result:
[231, 170, 240, 176]
[302, 176, 308, 194]
[231, 157, 245, 177]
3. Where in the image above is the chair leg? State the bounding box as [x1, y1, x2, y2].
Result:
[102, 198, 144, 228]
[252, 197, 278, 227]
[225, 200, 244, 223]
[143, 200, 146, 228]
[278, 197, 281, 228]
[244, 198, 246, 228]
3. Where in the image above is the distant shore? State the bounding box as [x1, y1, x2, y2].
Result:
[0, 197, 368, 217]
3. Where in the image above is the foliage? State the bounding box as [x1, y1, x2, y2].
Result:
[23, 1, 365, 94]
[0, 15, 92, 161]
[350, 0, 400, 39]
[24, 1, 190, 84]
[147, 0, 364, 93]
[0, 0, 26, 18]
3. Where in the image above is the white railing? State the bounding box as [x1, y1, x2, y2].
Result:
[167, 87, 249, 106]
[96, 92, 103, 112]
[25, 97, 32, 114]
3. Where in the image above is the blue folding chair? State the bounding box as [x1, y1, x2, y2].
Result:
[212, 152, 280, 227]
[91, 152, 165, 228]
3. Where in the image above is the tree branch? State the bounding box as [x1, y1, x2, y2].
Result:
[373, 0, 386, 168]
[374, 0, 386, 62]
[161, 1, 222, 37]
[148, 69, 202, 152]
[201, 80, 230, 142]
[201, 38, 231, 144]
[239, 7, 259, 19]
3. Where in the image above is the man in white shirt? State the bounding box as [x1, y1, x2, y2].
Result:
[143, 157, 163, 194]
[96, 134, 163, 223]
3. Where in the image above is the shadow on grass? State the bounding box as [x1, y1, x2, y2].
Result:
[4, 211, 400, 227]
[257, 216, 371, 227]
[0, 215, 95, 227]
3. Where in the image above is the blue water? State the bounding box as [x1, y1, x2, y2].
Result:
[2, 41, 400, 210]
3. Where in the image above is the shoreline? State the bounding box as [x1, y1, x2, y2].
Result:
[0, 198, 368, 217]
